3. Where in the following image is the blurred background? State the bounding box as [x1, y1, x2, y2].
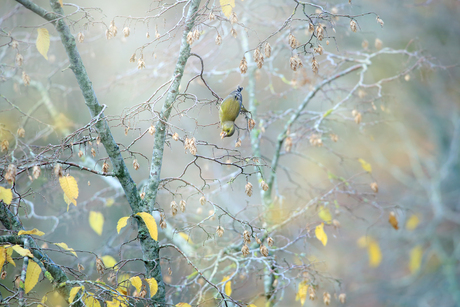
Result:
[1, 0, 459, 306]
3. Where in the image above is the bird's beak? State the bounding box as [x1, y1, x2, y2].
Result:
[220, 131, 227, 139]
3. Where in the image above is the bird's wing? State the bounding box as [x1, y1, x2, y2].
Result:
[219, 95, 241, 123]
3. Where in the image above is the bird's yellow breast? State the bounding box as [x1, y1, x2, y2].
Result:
[219, 95, 241, 123]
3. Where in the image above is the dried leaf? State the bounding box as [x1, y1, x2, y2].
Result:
[117, 216, 130, 234]
[0, 187, 13, 205]
[54, 242, 77, 257]
[221, 276, 232, 296]
[315, 223, 328, 246]
[18, 228, 45, 236]
[36, 28, 50, 60]
[406, 214, 420, 230]
[389, 211, 398, 230]
[136, 212, 158, 241]
[130, 276, 142, 293]
[89, 211, 104, 235]
[59, 175, 79, 206]
[25, 260, 41, 293]
[220, 0, 235, 18]
[409, 245, 423, 274]
[12, 245, 34, 258]
[145, 278, 158, 297]
[358, 158, 372, 173]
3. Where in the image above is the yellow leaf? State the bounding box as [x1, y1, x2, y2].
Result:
[318, 206, 332, 224]
[106, 198, 115, 207]
[84, 295, 101, 307]
[6, 246, 15, 266]
[176, 304, 192, 307]
[409, 245, 423, 274]
[12, 245, 34, 258]
[101, 255, 117, 269]
[25, 260, 41, 293]
[315, 223, 328, 246]
[406, 215, 420, 230]
[295, 281, 308, 306]
[68, 286, 81, 304]
[368, 241, 382, 267]
[36, 28, 50, 60]
[248, 305, 257, 307]
[388, 211, 399, 230]
[89, 211, 104, 235]
[54, 242, 77, 257]
[221, 276, 232, 296]
[220, 0, 235, 18]
[357, 236, 368, 248]
[106, 300, 120, 307]
[0, 187, 13, 205]
[178, 232, 193, 243]
[58, 0, 63, 6]
[0, 247, 5, 271]
[18, 228, 45, 236]
[145, 278, 158, 297]
[358, 158, 372, 173]
[117, 216, 130, 234]
[130, 276, 142, 293]
[37, 295, 47, 307]
[118, 273, 130, 287]
[136, 212, 158, 241]
[59, 175, 79, 205]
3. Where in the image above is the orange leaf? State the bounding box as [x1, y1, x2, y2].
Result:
[389, 211, 398, 230]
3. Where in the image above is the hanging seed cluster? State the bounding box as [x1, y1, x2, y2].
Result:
[184, 137, 197, 155]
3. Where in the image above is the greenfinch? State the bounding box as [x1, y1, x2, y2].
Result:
[219, 86, 246, 138]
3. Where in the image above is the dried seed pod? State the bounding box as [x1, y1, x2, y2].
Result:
[332, 219, 341, 228]
[32, 165, 41, 179]
[77, 32, 85, 43]
[215, 34, 222, 45]
[248, 118, 255, 131]
[5, 164, 17, 184]
[149, 125, 156, 135]
[309, 134, 323, 147]
[316, 25, 324, 41]
[123, 27, 130, 37]
[235, 138, 242, 147]
[91, 147, 96, 157]
[241, 244, 249, 256]
[323, 292, 331, 305]
[267, 237, 274, 247]
[260, 180, 269, 191]
[260, 244, 269, 257]
[102, 162, 109, 173]
[245, 182, 253, 197]
[256, 55, 264, 69]
[308, 23, 315, 33]
[239, 56, 247, 74]
[1, 271, 6, 280]
[285, 136, 293, 152]
[362, 39, 369, 49]
[230, 12, 238, 24]
[405, 74, 411, 81]
[309, 287, 316, 300]
[96, 257, 105, 274]
[11, 40, 19, 49]
[15, 53, 23, 66]
[289, 55, 303, 71]
[264, 42, 271, 58]
[133, 159, 140, 170]
[311, 57, 319, 74]
[354, 112, 362, 124]
[350, 20, 358, 32]
[193, 29, 200, 40]
[160, 215, 167, 229]
[200, 196, 206, 206]
[137, 56, 146, 69]
[376, 16, 384, 27]
[140, 192, 145, 199]
[78, 263, 85, 272]
[22, 71, 30, 86]
[314, 44, 323, 55]
[253, 48, 261, 62]
[255, 236, 262, 245]
[146, 32, 150, 38]
[17, 127, 25, 138]
[78, 150, 84, 158]
[375, 38, 383, 50]
[109, 20, 118, 37]
[288, 33, 298, 48]
[370, 182, 378, 193]
[338, 293, 346, 304]
[171, 201, 178, 216]
[209, 12, 216, 20]
[53, 163, 63, 178]
[231, 28, 237, 38]
[216, 226, 224, 237]
[172, 132, 179, 141]
[389, 211, 399, 229]
[243, 230, 251, 243]
[180, 200, 186, 212]
[1, 140, 9, 152]
[129, 53, 136, 63]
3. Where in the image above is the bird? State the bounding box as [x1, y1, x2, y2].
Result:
[219, 86, 246, 138]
